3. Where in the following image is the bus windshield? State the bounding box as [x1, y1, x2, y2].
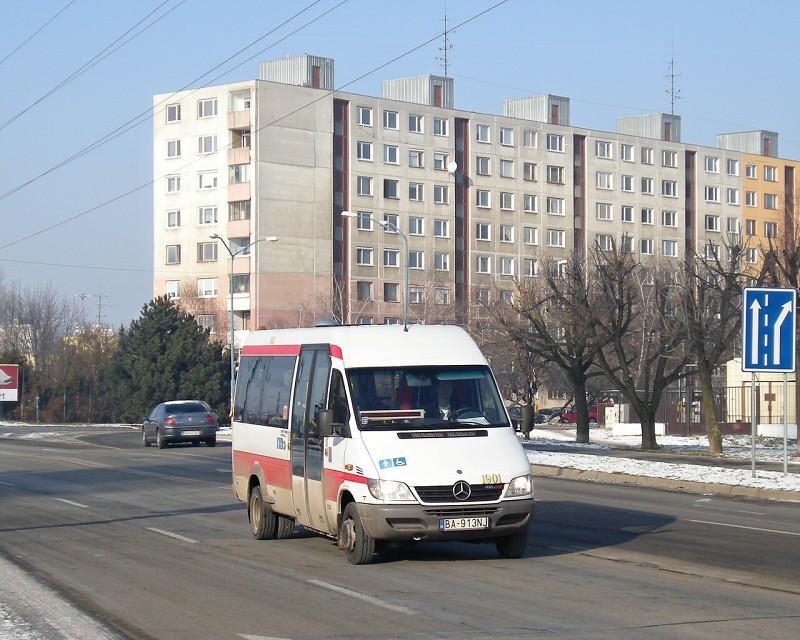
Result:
[347, 366, 508, 430]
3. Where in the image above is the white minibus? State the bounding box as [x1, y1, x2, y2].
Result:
[232, 323, 534, 564]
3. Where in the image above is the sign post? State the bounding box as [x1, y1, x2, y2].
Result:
[741, 288, 797, 477]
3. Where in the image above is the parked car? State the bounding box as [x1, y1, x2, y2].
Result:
[559, 404, 599, 425]
[142, 400, 218, 449]
[507, 405, 544, 431]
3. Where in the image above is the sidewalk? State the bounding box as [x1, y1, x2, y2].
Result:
[521, 426, 800, 502]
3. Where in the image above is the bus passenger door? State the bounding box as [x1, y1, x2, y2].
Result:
[290, 345, 330, 531]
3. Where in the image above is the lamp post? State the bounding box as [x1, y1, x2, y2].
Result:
[210, 233, 278, 407]
[341, 211, 409, 330]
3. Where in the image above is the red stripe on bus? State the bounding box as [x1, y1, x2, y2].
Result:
[233, 450, 292, 490]
[241, 344, 300, 356]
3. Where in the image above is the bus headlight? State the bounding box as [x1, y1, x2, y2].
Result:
[505, 474, 533, 497]
[367, 479, 415, 501]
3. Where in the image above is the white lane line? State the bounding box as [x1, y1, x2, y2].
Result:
[688, 519, 800, 537]
[54, 498, 89, 508]
[145, 527, 199, 544]
[307, 579, 415, 614]
[693, 504, 765, 515]
[0, 481, 16, 487]
[216, 468, 230, 473]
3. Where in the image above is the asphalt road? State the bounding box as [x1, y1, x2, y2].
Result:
[1, 427, 799, 640]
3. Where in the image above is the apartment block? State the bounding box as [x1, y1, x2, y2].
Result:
[152, 54, 798, 349]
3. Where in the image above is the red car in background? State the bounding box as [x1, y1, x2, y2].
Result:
[559, 404, 599, 425]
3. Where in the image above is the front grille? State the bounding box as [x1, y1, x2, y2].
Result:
[424, 506, 499, 518]
[415, 484, 504, 503]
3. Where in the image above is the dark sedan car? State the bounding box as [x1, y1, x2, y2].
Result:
[143, 400, 218, 449]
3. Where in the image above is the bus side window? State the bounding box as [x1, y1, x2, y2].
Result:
[329, 369, 351, 438]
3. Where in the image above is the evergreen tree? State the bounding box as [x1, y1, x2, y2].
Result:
[108, 297, 228, 422]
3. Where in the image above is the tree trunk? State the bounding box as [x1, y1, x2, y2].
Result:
[573, 380, 590, 444]
[697, 363, 722, 454]
[640, 409, 659, 450]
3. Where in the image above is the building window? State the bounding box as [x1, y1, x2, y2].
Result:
[356, 247, 373, 266]
[434, 288, 450, 305]
[384, 282, 399, 302]
[356, 316, 373, 325]
[662, 180, 678, 197]
[499, 257, 514, 276]
[621, 235, 633, 253]
[433, 152, 449, 170]
[384, 144, 398, 164]
[621, 205, 633, 223]
[166, 103, 181, 122]
[197, 242, 218, 262]
[705, 186, 720, 203]
[382, 110, 397, 129]
[499, 224, 514, 243]
[197, 135, 217, 154]
[408, 114, 423, 133]
[595, 141, 613, 159]
[727, 158, 740, 176]
[408, 149, 424, 168]
[596, 203, 612, 221]
[596, 172, 613, 190]
[705, 215, 720, 232]
[547, 165, 564, 184]
[662, 150, 678, 168]
[621, 175, 633, 192]
[434, 185, 449, 204]
[523, 162, 536, 181]
[705, 156, 719, 173]
[745, 219, 756, 235]
[229, 164, 249, 184]
[357, 106, 372, 126]
[641, 147, 654, 164]
[547, 197, 565, 216]
[745, 163, 757, 179]
[408, 250, 424, 269]
[408, 216, 424, 235]
[727, 188, 739, 205]
[641, 238, 653, 255]
[547, 134, 564, 152]
[745, 191, 757, 207]
[523, 258, 538, 277]
[641, 207, 653, 225]
[641, 177, 654, 195]
[197, 278, 218, 298]
[197, 315, 216, 333]
[524, 226, 539, 245]
[383, 179, 399, 199]
[357, 141, 372, 161]
[476, 255, 491, 274]
[166, 139, 181, 158]
[476, 189, 491, 208]
[408, 182, 424, 202]
[765, 165, 777, 181]
[621, 143, 634, 162]
[476, 123, 490, 142]
[197, 98, 217, 118]
[499, 126, 514, 146]
[661, 210, 677, 227]
[596, 234, 613, 251]
[357, 176, 373, 196]
[434, 117, 449, 136]
[229, 200, 251, 221]
[746, 248, 758, 264]
[198, 206, 218, 225]
[726, 218, 740, 234]
[355, 211, 373, 231]
[475, 222, 491, 241]
[166, 244, 181, 264]
[198, 171, 217, 190]
[476, 156, 491, 176]
[409, 286, 423, 304]
[499, 192, 514, 210]
[547, 229, 565, 247]
[166, 175, 180, 193]
[662, 240, 678, 257]
[765, 193, 778, 210]
[765, 222, 777, 238]
[357, 281, 372, 301]
[524, 194, 538, 213]
[229, 237, 251, 255]
[434, 219, 449, 238]
[523, 130, 537, 148]
[383, 213, 399, 231]
[384, 248, 399, 268]
[167, 210, 180, 228]
[705, 244, 720, 260]
[165, 280, 180, 299]
[499, 159, 514, 178]
[434, 252, 449, 271]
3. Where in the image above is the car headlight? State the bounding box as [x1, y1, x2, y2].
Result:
[505, 474, 533, 498]
[367, 479, 415, 501]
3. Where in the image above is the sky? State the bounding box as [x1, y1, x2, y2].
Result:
[2, 0, 800, 329]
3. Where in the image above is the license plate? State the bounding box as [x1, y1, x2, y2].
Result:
[439, 517, 488, 531]
[182, 430, 201, 436]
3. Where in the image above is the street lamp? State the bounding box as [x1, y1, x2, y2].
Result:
[341, 211, 409, 331]
[210, 233, 278, 407]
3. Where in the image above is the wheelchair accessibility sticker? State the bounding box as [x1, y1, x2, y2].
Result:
[379, 457, 407, 469]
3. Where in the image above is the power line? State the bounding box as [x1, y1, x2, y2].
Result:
[0, 0, 77, 67]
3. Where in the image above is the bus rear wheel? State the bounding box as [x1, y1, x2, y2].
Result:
[338, 503, 375, 565]
[248, 485, 277, 540]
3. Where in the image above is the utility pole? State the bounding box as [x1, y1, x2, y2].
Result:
[437, 2, 454, 77]
[665, 48, 682, 115]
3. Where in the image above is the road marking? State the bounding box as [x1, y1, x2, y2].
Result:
[308, 579, 416, 614]
[693, 500, 764, 515]
[54, 498, 89, 508]
[145, 527, 199, 544]
[216, 468, 230, 473]
[688, 519, 800, 537]
[0, 481, 16, 487]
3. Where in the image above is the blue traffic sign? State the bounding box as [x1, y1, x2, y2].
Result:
[742, 288, 797, 372]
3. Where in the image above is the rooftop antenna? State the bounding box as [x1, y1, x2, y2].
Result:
[437, 1, 454, 77]
[665, 47, 682, 115]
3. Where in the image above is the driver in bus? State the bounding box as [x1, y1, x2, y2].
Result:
[426, 378, 457, 421]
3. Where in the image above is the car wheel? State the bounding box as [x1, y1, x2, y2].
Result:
[338, 502, 375, 565]
[496, 529, 528, 559]
[248, 485, 277, 540]
[156, 430, 166, 449]
[275, 514, 295, 539]
[589, 418, 598, 426]
[142, 430, 150, 447]
[205, 437, 216, 447]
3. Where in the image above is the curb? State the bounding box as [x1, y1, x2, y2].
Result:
[533, 464, 800, 503]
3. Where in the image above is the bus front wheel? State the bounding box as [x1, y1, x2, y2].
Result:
[338, 503, 375, 565]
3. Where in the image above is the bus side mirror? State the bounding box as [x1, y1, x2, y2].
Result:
[317, 409, 334, 438]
